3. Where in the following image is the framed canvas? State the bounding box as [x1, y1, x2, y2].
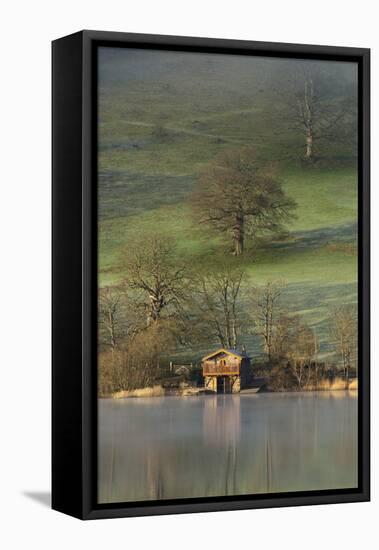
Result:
[52, 30, 370, 520]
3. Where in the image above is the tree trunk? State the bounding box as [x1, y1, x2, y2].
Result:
[305, 127, 313, 160]
[107, 311, 116, 348]
[345, 350, 350, 389]
[231, 319, 237, 349]
[147, 293, 164, 325]
[232, 212, 244, 255]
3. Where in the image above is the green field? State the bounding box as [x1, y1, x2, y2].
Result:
[98, 48, 358, 360]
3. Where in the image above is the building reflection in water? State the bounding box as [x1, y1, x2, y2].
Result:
[202, 396, 241, 446]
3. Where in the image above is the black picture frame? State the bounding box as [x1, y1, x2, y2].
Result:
[52, 30, 370, 520]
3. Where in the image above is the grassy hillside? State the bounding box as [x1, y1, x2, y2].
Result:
[97, 48, 358, 361]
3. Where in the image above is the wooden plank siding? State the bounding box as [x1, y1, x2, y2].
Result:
[203, 361, 240, 376]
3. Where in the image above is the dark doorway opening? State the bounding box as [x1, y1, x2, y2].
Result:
[216, 376, 231, 394]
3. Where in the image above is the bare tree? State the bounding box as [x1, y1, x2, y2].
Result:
[330, 305, 357, 383]
[310, 330, 323, 387]
[195, 266, 245, 348]
[270, 312, 292, 360]
[192, 148, 296, 256]
[124, 236, 187, 326]
[251, 281, 285, 360]
[121, 321, 177, 389]
[286, 63, 357, 161]
[292, 65, 316, 160]
[98, 321, 177, 395]
[287, 321, 317, 390]
[98, 286, 127, 350]
[270, 313, 318, 390]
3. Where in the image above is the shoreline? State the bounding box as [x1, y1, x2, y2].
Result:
[102, 378, 358, 399]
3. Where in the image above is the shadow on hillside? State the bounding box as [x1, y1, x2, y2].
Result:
[269, 222, 357, 252]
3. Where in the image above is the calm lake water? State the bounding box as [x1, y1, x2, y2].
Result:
[98, 391, 358, 503]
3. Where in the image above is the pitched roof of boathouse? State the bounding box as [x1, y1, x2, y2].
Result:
[202, 348, 250, 362]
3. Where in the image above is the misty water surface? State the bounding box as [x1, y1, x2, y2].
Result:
[98, 392, 357, 503]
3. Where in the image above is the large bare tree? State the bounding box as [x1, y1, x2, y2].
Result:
[192, 149, 296, 256]
[195, 266, 245, 349]
[124, 236, 187, 326]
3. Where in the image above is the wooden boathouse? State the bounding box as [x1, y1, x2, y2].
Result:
[202, 348, 251, 393]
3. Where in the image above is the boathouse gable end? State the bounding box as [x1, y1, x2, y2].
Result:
[201, 348, 251, 393]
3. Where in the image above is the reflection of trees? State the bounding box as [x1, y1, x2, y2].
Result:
[202, 397, 241, 496]
[98, 394, 358, 503]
